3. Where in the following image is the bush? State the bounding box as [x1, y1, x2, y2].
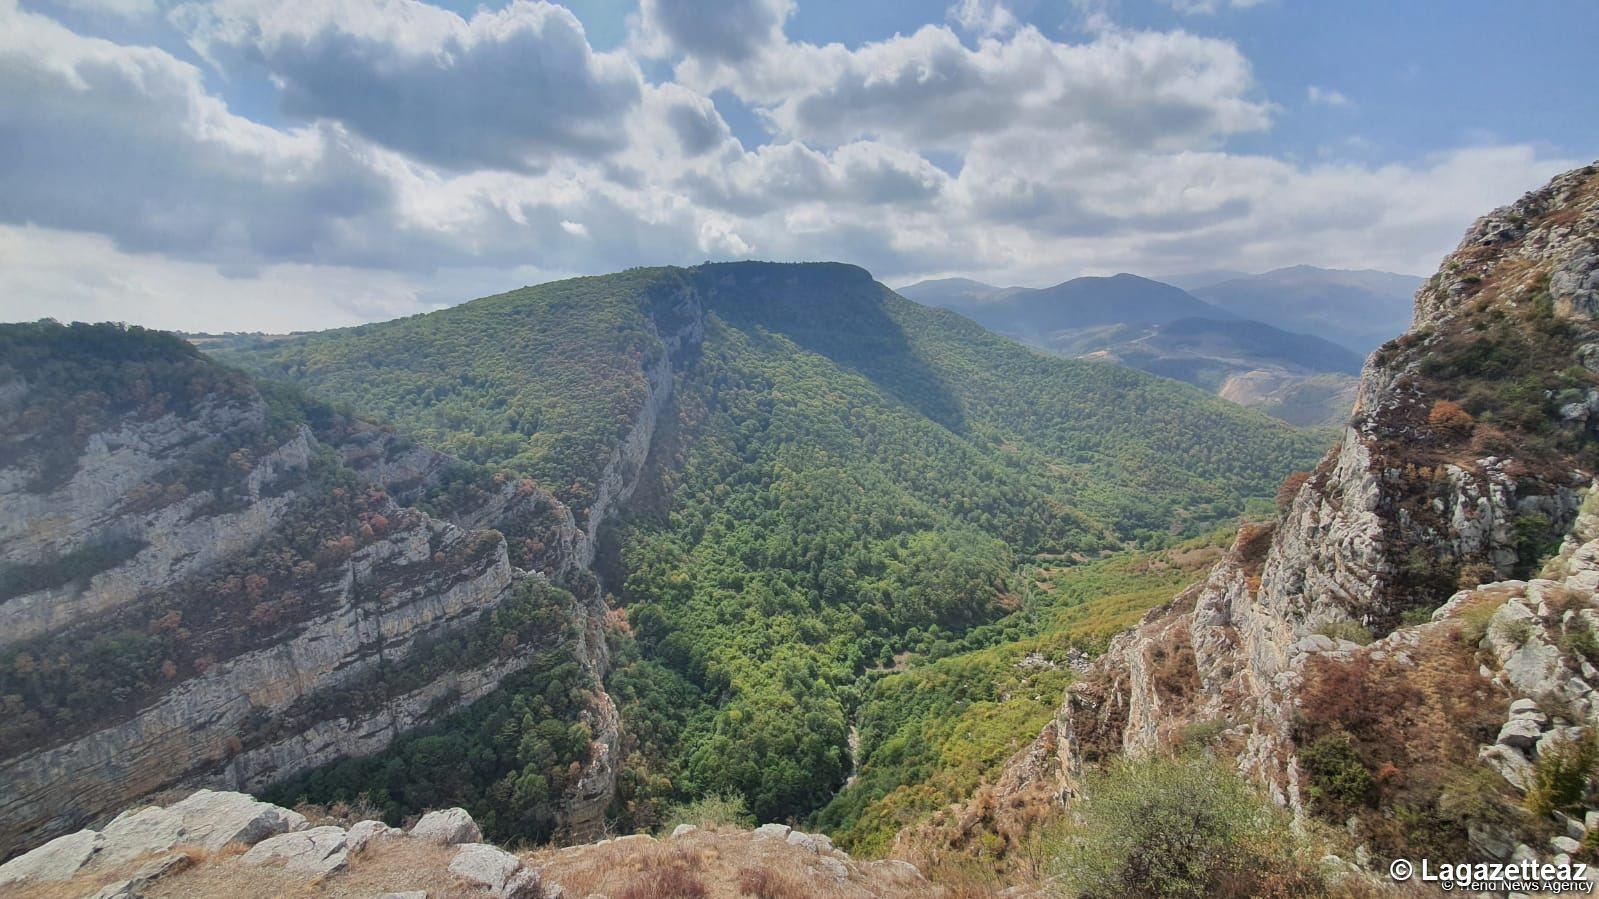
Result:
[1526, 733, 1599, 817]
[657, 792, 755, 834]
[1315, 620, 1374, 646]
[1299, 729, 1374, 810]
[1427, 400, 1475, 437]
[1052, 752, 1327, 898]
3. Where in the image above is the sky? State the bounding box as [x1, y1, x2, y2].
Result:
[0, 0, 1594, 332]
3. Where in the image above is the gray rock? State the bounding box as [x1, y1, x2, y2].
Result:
[1294, 634, 1337, 655]
[0, 829, 103, 885]
[752, 823, 791, 840]
[166, 790, 307, 851]
[448, 843, 541, 898]
[866, 858, 924, 883]
[1552, 835, 1582, 855]
[88, 852, 192, 899]
[1510, 698, 1544, 716]
[1587, 810, 1599, 831]
[1498, 716, 1545, 751]
[239, 825, 349, 877]
[670, 824, 697, 838]
[1470, 822, 1519, 861]
[96, 806, 187, 868]
[376, 893, 428, 899]
[346, 819, 399, 854]
[819, 856, 849, 880]
[411, 808, 482, 845]
[784, 830, 833, 854]
[1482, 744, 1536, 791]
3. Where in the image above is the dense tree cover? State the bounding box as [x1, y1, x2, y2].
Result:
[265, 643, 597, 844]
[812, 533, 1229, 854]
[207, 262, 1327, 830]
[222, 269, 696, 525]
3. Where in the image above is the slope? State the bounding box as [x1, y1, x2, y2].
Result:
[0, 321, 609, 859]
[216, 261, 1328, 828]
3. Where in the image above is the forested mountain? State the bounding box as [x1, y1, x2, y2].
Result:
[1190, 265, 1424, 353]
[899, 273, 1365, 426]
[218, 261, 1326, 830]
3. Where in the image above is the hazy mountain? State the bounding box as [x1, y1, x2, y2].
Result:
[1154, 269, 1252, 291]
[1191, 264, 1424, 354]
[898, 273, 1363, 425]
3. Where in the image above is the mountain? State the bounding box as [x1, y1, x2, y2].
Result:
[933, 162, 1599, 880]
[1191, 264, 1424, 354]
[214, 261, 1325, 831]
[1156, 269, 1252, 291]
[899, 272, 1230, 334]
[0, 322, 622, 859]
[899, 273, 1363, 426]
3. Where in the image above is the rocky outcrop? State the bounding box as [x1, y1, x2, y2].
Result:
[0, 791, 934, 898]
[982, 163, 1599, 831]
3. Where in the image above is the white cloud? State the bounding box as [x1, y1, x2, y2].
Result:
[0, 0, 1581, 333]
[1307, 85, 1353, 108]
[633, 0, 791, 64]
[1164, 0, 1268, 15]
[172, 0, 644, 172]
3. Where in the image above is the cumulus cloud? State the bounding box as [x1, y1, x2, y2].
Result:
[173, 0, 643, 172]
[1306, 85, 1353, 108]
[686, 24, 1273, 154]
[0, 0, 1581, 332]
[634, 0, 791, 64]
[1164, 0, 1268, 15]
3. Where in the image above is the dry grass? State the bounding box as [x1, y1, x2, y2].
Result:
[529, 829, 952, 898]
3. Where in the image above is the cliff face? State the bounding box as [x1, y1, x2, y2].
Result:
[0, 297, 707, 860]
[963, 162, 1599, 857]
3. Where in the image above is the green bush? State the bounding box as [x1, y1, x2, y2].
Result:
[1299, 730, 1374, 810]
[1526, 733, 1599, 817]
[1053, 752, 1326, 898]
[657, 792, 755, 834]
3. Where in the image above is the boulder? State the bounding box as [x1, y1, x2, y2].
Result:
[1498, 717, 1545, 751]
[819, 856, 849, 880]
[166, 790, 307, 851]
[1481, 744, 1536, 791]
[96, 806, 187, 868]
[1552, 835, 1582, 855]
[866, 859, 924, 884]
[752, 823, 791, 840]
[346, 819, 400, 854]
[239, 825, 349, 877]
[448, 843, 542, 898]
[670, 824, 697, 838]
[88, 852, 192, 899]
[411, 808, 482, 845]
[0, 829, 103, 885]
[784, 830, 832, 854]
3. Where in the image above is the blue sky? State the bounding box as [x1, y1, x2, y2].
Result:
[0, 0, 1592, 331]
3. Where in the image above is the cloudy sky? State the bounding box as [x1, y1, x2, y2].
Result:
[0, 0, 1594, 332]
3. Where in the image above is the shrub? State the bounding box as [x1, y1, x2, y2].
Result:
[1276, 471, 1312, 511]
[1399, 607, 1435, 627]
[658, 792, 755, 834]
[1526, 732, 1599, 817]
[1315, 620, 1374, 646]
[1427, 400, 1475, 437]
[1455, 597, 1508, 647]
[1052, 752, 1327, 898]
[1299, 729, 1374, 810]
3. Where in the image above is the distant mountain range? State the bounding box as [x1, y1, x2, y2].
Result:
[1179, 265, 1423, 354]
[896, 266, 1419, 426]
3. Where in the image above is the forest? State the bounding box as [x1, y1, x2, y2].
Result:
[217, 263, 1330, 840]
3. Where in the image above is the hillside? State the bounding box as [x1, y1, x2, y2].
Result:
[0, 322, 618, 860]
[899, 274, 1363, 425]
[1191, 265, 1424, 354]
[217, 261, 1325, 833]
[950, 162, 1599, 885]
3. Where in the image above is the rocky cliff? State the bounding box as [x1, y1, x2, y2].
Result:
[946, 162, 1599, 866]
[0, 307, 704, 860]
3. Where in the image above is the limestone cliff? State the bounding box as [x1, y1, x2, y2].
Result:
[961, 162, 1599, 860]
